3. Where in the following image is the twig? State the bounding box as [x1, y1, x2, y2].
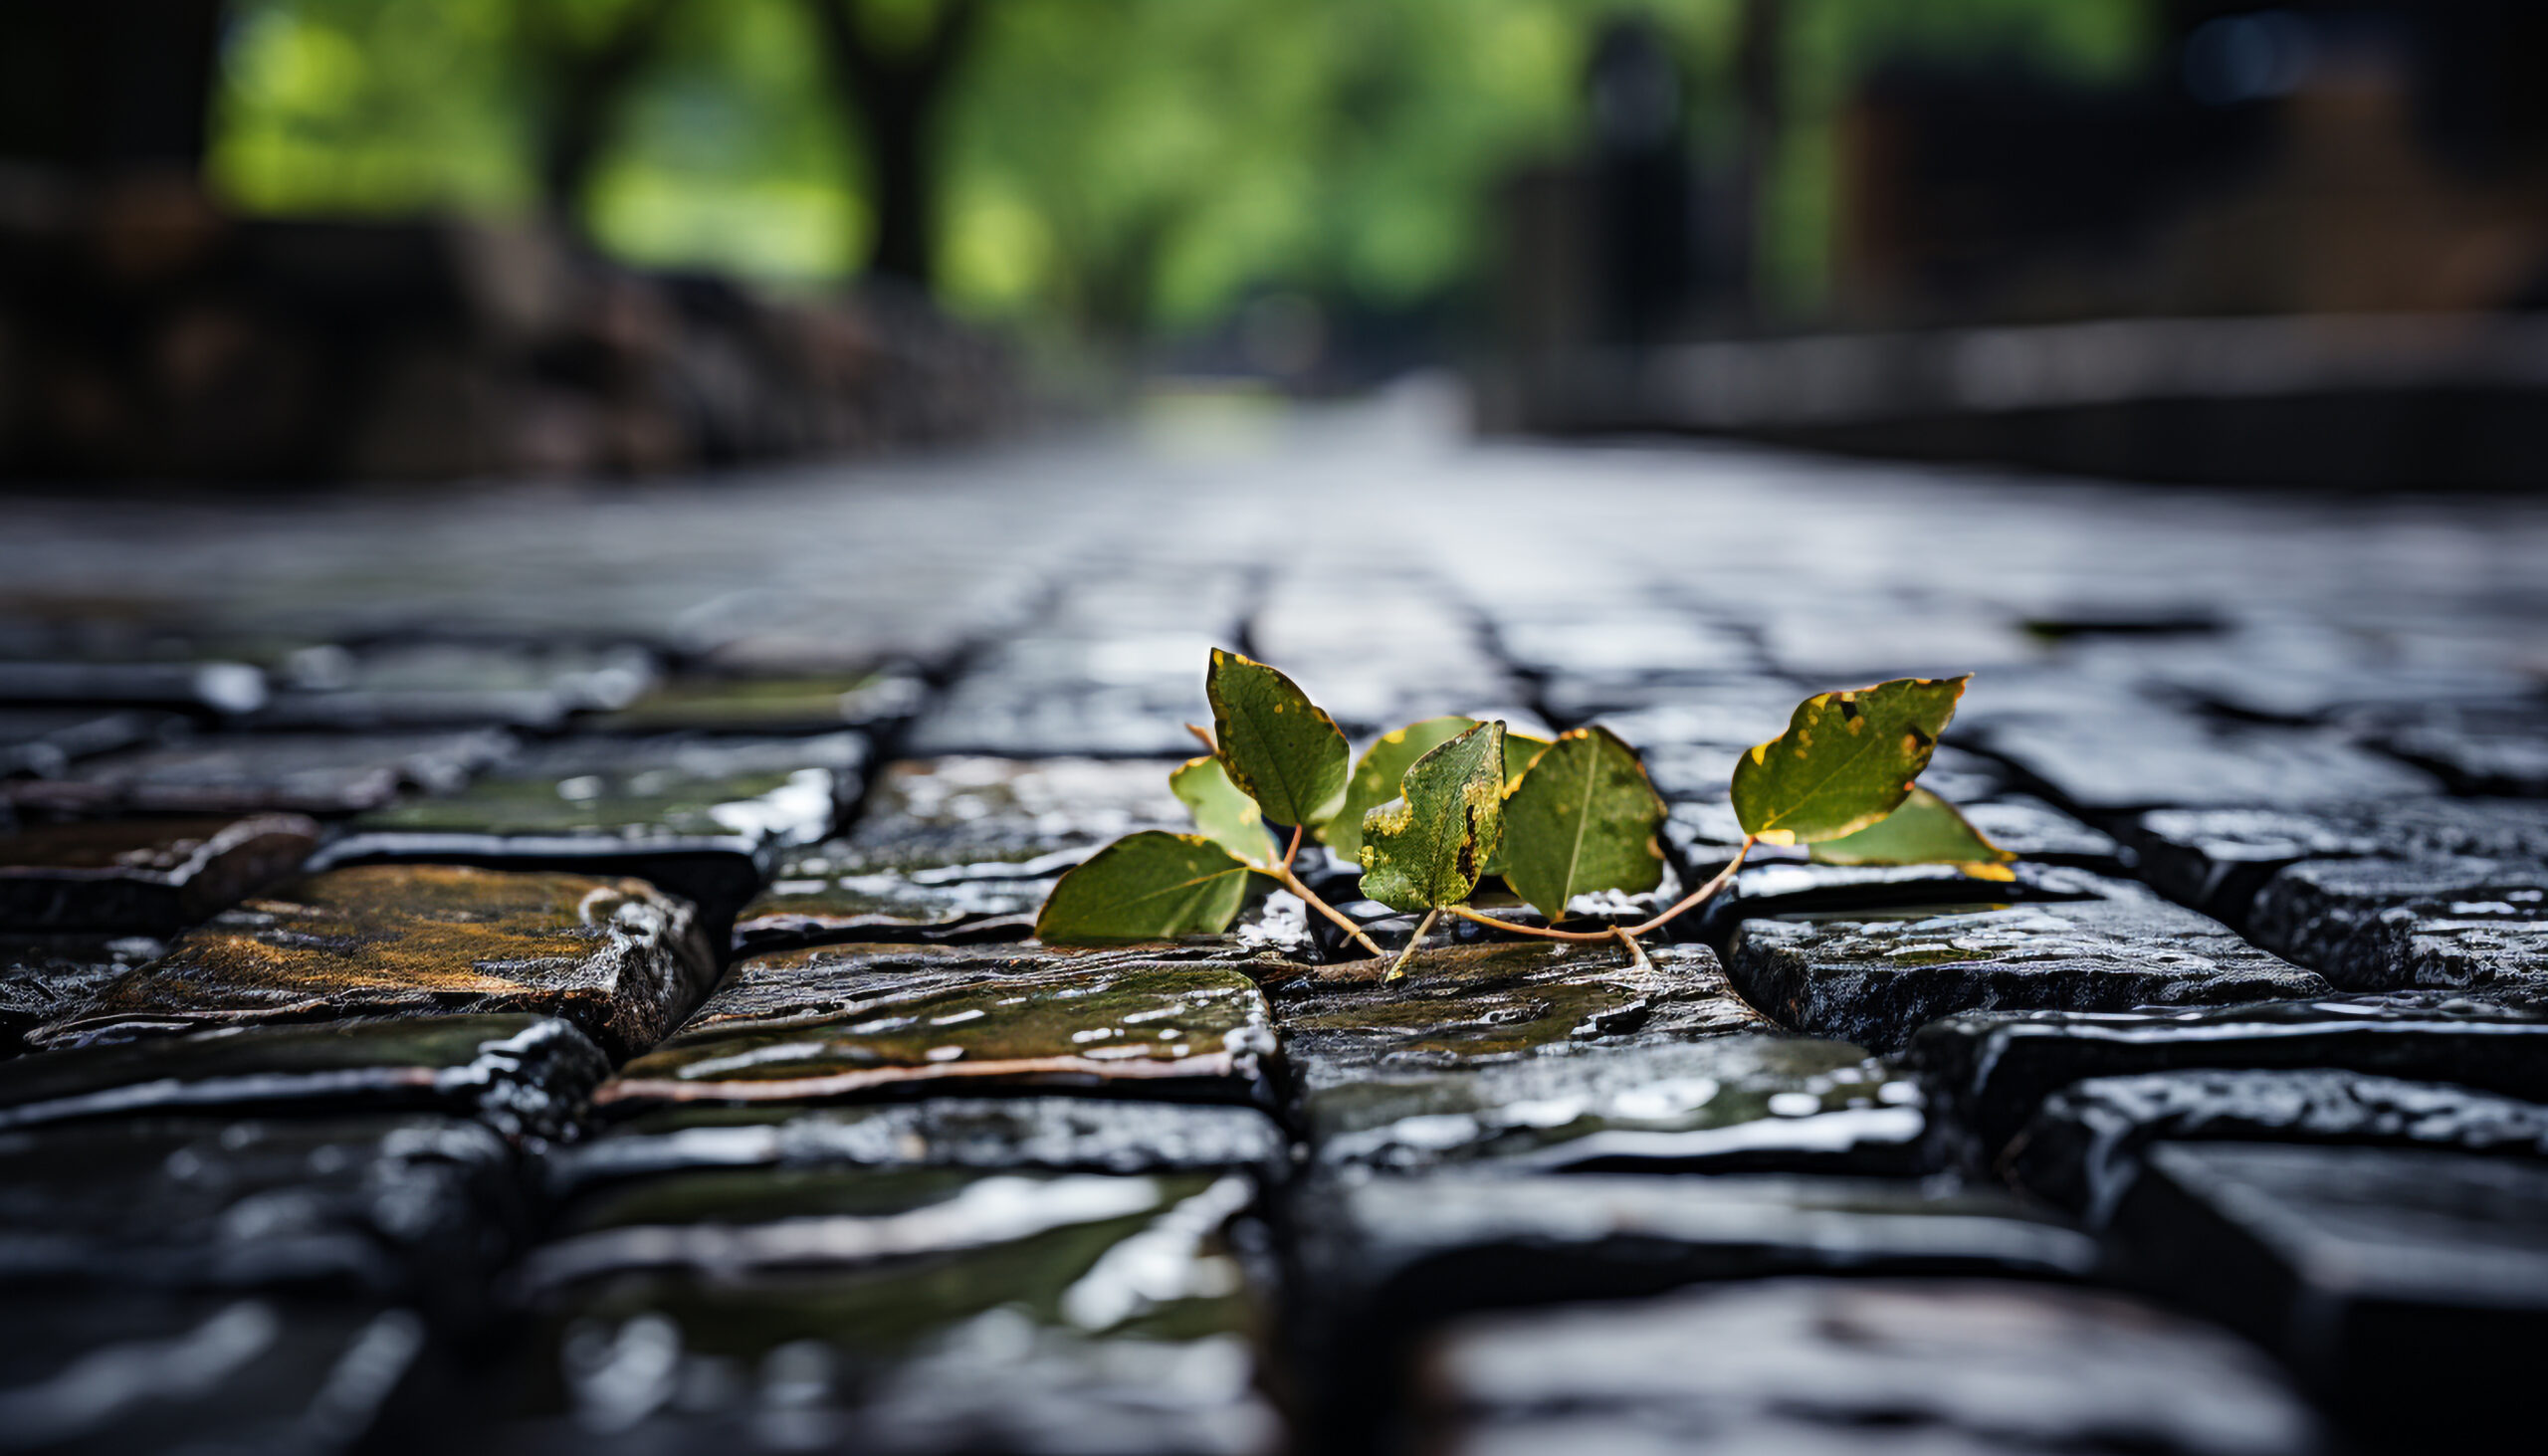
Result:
[1440, 904, 1614, 942]
[1271, 863, 1389, 961]
[1185, 723, 1217, 753]
[1387, 908, 1439, 981]
[1280, 823, 1304, 870]
[1623, 838, 1755, 936]
[1612, 925, 1652, 971]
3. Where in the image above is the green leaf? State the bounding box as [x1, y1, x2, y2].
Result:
[1731, 676, 1969, 844]
[1499, 727, 1667, 920]
[1321, 716, 1477, 862]
[1358, 720, 1506, 912]
[1169, 755, 1272, 865]
[1035, 831, 1253, 944]
[1207, 650, 1350, 828]
[1808, 785, 2015, 870]
[1501, 730, 1551, 790]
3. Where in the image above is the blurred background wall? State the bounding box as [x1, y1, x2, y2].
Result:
[1, 0, 2542, 486]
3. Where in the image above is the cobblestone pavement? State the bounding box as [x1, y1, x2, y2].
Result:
[4, 390, 2547, 1453]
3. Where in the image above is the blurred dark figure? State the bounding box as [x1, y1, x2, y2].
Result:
[1587, 16, 1692, 345]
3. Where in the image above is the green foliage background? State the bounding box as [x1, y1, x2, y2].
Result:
[208, 0, 2150, 337]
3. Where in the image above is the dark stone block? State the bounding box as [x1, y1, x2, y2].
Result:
[1973, 717, 2442, 813]
[590, 667, 927, 734]
[1272, 942, 1762, 1094]
[595, 942, 1281, 1115]
[2, 729, 516, 815]
[0, 1113, 521, 1312]
[1732, 897, 2329, 1053]
[0, 706, 177, 777]
[0, 1013, 607, 1140]
[1308, 1033, 1926, 1176]
[2112, 1142, 2548, 1441]
[2127, 798, 2548, 918]
[0, 1291, 435, 1456]
[1289, 1169, 2098, 1452]
[500, 1166, 1280, 1454]
[2011, 1069, 2548, 1225]
[0, 658, 268, 715]
[2355, 700, 2548, 797]
[546, 1098, 1291, 1200]
[0, 935, 164, 1052]
[1413, 1278, 2322, 1456]
[733, 755, 1199, 949]
[29, 865, 715, 1061]
[0, 815, 318, 935]
[312, 733, 863, 918]
[2248, 856, 2548, 1003]
[1910, 994, 2548, 1170]
[250, 641, 659, 729]
[906, 658, 1210, 757]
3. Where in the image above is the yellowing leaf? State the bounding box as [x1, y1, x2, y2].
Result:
[1035, 831, 1253, 943]
[1170, 755, 1272, 865]
[1322, 716, 1475, 862]
[1501, 730, 1551, 791]
[1207, 650, 1350, 828]
[1808, 785, 2014, 867]
[1731, 677, 1968, 844]
[1358, 720, 1506, 913]
[1500, 727, 1667, 921]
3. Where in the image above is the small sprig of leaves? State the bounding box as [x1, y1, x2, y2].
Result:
[1036, 652, 1990, 978]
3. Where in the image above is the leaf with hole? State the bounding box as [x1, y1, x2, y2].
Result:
[1732, 676, 1968, 844]
[1169, 755, 1272, 865]
[1500, 727, 1668, 920]
[1358, 720, 1506, 913]
[1034, 831, 1253, 943]
[1807, 785, 2013, 871]
[1207, 650, 1349, 828]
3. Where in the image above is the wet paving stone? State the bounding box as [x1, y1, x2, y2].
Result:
[0, 935, 165, 1053]
[253, 641, 660, 730]
[902, 663, 1207, 764]
[1972, 717, 2443, 814]
[2127, 798, 2548, 918]
[0, 815, 318, 935]
[1, 728, 517, 815]
[547, 1099, 1291, 1200]
[1679, 857, 2130, 946]
[1307, 1033, 1927, 1176]
[0, 706, 177, 778]
[1730, 896, 2331, 1053]
[2245, 856, 2548, 1003]
[0, 1113, 521, 1314]
[2112, 1142, 2548, 1442]
[0, 657, 270, 716]
[2349, 700, 2548, 797]
[735, 755, 1206, 949]
[1412, 1278, 2324, 1456]
[1497, 613, 1762, 678]
[313, 733, 863, 918]
[0, 1290, 435, 1456]
[1290, 1169, 2099, 1450]
[593, 942, 1281, 1116]
[28, 866, 716, 1061]
[591, 667, 928, 734]
[503, 1166, 1280, 1455]
[0, 1013, 607, 1140]
[2009, 1069, 2548, 1226]
[1910, 994, 2548, 1169]
[1270, 941, 1761, 1090]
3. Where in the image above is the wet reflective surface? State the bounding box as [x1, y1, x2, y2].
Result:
[30, 866, 715, 1061]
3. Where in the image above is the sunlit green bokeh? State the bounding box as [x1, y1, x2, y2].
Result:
[206, 0, 2151, 337]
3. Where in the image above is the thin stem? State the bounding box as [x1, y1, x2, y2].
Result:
[1280, 823, 1304, 871]
[1185, 723, 1217, 753]
[1440, 904, 1615, 942]
[1612, 925, 1652, 972]
[1272, 863, 1389, 961]
[1387, 908, 1439, 981]
[1622, 837, 1756, 937]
